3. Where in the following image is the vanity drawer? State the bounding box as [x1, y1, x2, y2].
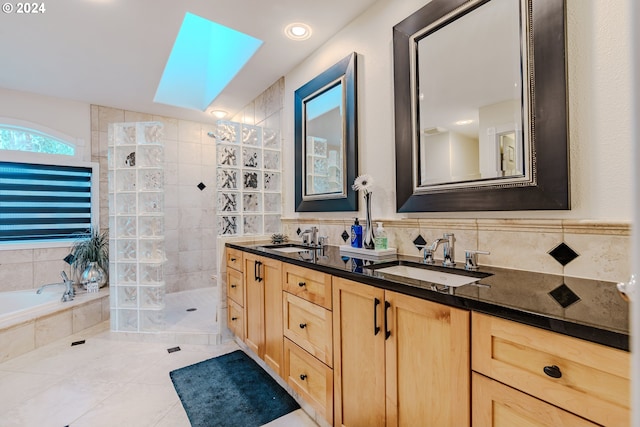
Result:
[284, 338, 333, 425]
[282, 264, 332, 310]
[227, 298, 244, 340]
[283, 292, 333, 367]
[472, 372, 599, 427]
[226, 267, 244, 306]
[472, 312, 630, 426]
[226, 247, 243, 272]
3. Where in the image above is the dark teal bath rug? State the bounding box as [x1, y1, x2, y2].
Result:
[169, 350, 299, 427]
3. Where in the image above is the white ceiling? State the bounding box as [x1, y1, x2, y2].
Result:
[0, 0, 378, 122]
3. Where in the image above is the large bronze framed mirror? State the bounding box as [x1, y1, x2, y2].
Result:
[394, 0, 569, 212]
[295, 52, 358, 212]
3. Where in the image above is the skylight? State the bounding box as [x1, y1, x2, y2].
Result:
[154, 12, 263, 111]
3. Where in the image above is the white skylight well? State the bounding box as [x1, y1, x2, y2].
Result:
[154, 12, 263, 111]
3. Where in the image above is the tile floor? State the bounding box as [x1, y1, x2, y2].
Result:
[0, 289, 317, 427]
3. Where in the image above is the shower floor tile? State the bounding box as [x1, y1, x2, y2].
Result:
[163, 287, 217, 334]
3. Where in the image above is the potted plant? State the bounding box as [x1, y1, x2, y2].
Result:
[70, 228, 109, 288]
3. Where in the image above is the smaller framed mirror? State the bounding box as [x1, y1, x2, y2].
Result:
[295, 52, 358, 212]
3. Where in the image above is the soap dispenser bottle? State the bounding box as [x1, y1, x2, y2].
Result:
[351, 218, 363, 248]
[374, 222, 388, 250]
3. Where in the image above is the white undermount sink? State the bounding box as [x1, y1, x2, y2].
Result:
[368, 261, 492, 289]
[260, 244, 311, 253]
[271, 246, 310, 253]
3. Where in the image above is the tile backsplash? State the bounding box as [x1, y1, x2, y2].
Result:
[282, 218, 631, 283]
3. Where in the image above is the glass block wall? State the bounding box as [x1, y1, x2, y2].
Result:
[108, 121, 166, 332]
[216, 120, 281, 236]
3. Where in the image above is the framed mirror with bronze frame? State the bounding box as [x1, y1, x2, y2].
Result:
[393, 0, 569, 212]
[295, 52, 358, 212]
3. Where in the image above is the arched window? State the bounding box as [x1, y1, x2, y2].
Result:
[0, 124, 75, 156]
[0, 119, 96, 248]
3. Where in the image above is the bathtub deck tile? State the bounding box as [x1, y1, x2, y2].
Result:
[0, 321, 35, 363]
[73, 299, 104, 333]
[35, 309, 73, 347]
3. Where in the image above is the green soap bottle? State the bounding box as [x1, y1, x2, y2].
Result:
[374, 222, 388, 250]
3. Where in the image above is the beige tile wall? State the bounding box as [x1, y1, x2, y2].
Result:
[0, 247, 74, 293]
[282, 218, 631, 283]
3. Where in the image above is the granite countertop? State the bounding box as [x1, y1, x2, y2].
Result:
[227, 242, 630, 351]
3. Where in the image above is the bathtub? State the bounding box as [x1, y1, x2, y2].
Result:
[0, 288, 61, 322]
[0, 286, 110, 363]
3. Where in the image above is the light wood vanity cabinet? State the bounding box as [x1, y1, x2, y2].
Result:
[472, 312, 630, 427]
[282, 264, 334, 424]
[226, 247, 629, 427]
[225, 248, 244, 340]
[333, 277, 470, 427]
[243, 252, 284, 376]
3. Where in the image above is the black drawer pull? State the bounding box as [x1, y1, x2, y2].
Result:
[299, 374, 307, 380]
[543, 365, 562, 378]
[299, 323, 307, 329]
[231, 317, 238, 321]
[298, 281, 306, 287]
[230, 257, 236, 262]
[231, 284, 237, 288]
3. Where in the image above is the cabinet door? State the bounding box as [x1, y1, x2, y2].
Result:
[333, 277, 386, 427]
[472, 373, 598, 427]
[244, 253, 264, 358]
[262, 256, 283, 375]
[385, 291, 470, 427]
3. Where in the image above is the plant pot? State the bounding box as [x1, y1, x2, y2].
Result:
[81, 262, 107, 289]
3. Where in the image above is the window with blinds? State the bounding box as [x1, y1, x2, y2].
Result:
[0, 161, 94, 244]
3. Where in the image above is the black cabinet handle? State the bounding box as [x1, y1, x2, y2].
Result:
[384, 301, 391, 340]
[543, 365, 562, 379]
[254, 261, 263, 282]
[299, 323, 307, 329]
[300, 374, 307, 381]
[298, 281, 306, 287]
[231, 317, 238, 321]
[231, 284, 237, 288]
[373, 298, 381, 335]
[230, 257, 236, 262]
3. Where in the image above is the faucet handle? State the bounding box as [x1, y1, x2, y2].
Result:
[465, 250, 490, 271]
[423, 247, 435, 265]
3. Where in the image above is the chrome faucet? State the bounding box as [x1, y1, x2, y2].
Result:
[425, 233, 456, 267]
[37, 271, 75, 302]
[301, 226, 319, 246]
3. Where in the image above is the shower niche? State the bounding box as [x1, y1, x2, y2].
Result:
[108, 121, 166, 332]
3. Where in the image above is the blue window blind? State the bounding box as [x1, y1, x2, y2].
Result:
[0, 161, 93, 243]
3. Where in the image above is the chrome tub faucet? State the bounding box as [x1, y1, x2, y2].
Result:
[36, 271, 75, 302]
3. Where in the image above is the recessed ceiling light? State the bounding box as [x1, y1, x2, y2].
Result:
[285, 23, 312, 41]
[455, 119, 474, 126]
[154, 13, 263, 111]
[210, 110, 227, 118]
